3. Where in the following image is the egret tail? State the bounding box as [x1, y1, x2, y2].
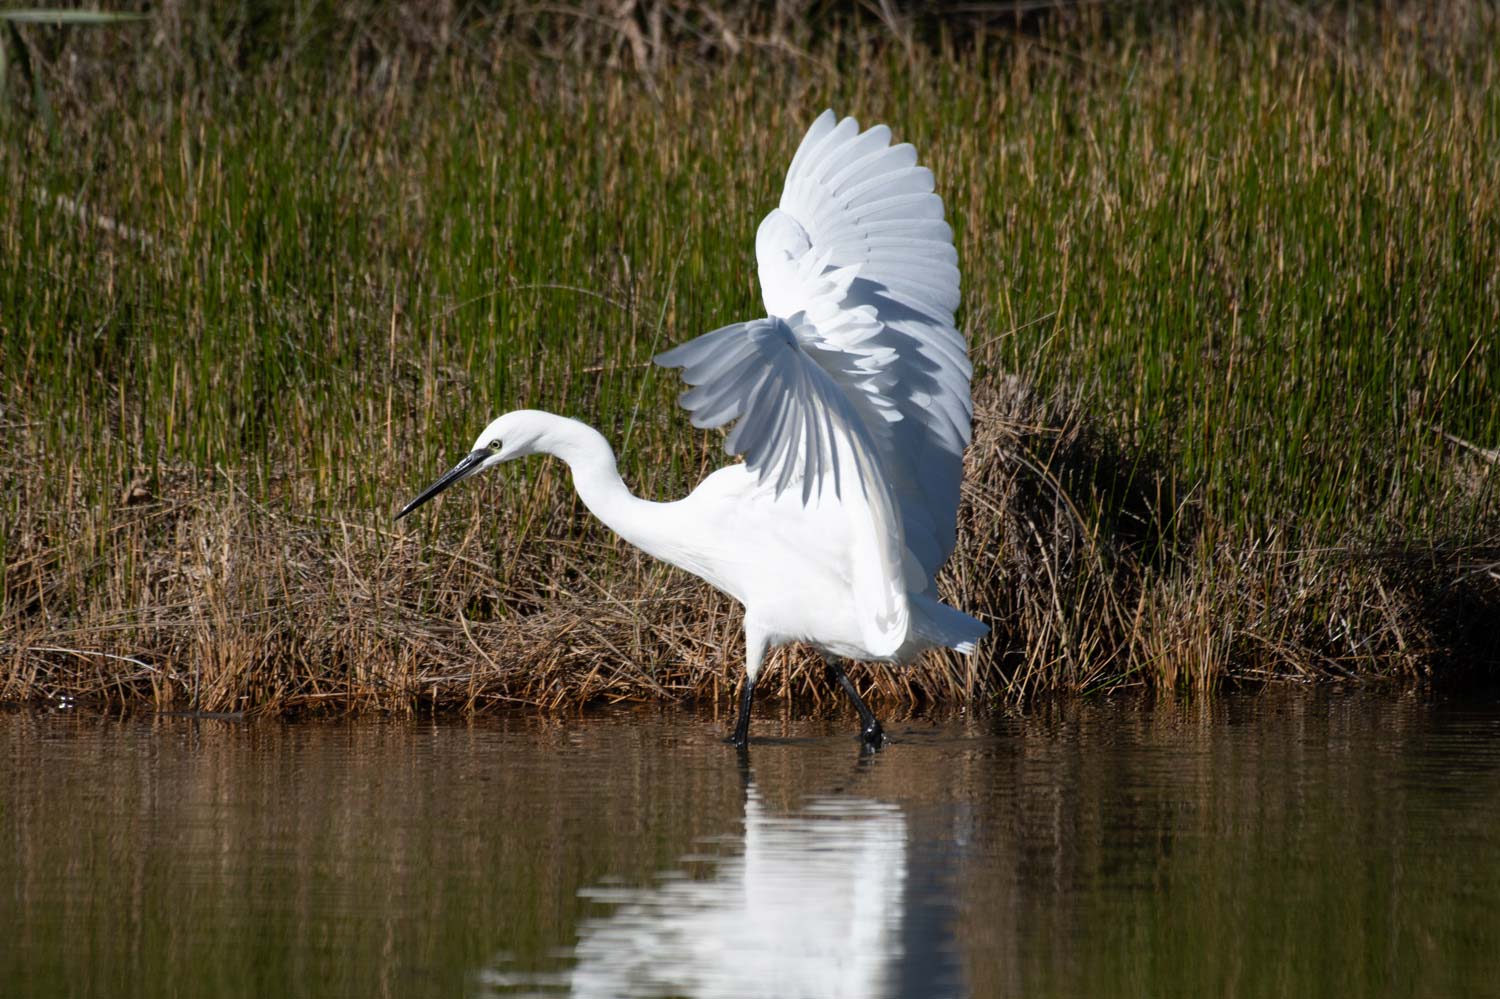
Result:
[910, 593, 988, 656]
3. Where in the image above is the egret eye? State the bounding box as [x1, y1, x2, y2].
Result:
[488, 439, 502, 452]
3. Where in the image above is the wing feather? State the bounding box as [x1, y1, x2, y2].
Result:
[656, 317, 910, 653]
[825, 142, 916, 191]
[654, 109, 973, 650]
[756, 111, 974, 584]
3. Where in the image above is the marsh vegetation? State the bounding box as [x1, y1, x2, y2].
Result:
[2, 1, 1497, 715]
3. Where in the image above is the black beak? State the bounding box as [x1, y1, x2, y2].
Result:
[397, 449, 490, 520]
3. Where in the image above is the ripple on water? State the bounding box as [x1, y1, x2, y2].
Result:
[3, 690, 1499, 999]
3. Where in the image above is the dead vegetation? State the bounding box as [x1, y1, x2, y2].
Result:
[5, 372, 1496, 717]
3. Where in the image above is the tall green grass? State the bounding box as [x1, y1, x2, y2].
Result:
[2, 3, 1496, 713]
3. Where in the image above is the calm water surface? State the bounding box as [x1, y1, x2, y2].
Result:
[4, 691, 1499, 998]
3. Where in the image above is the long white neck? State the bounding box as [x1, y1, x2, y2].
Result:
[527, 413, 677, 563]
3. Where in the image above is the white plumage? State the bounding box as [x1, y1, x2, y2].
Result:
[658, 110, 975, 652]
[473, 787, 910, 999]
[571, 791, 907, 999]
[400, 110, 986, 747]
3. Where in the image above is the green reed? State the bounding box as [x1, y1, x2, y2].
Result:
[2, 3, 1496, 709]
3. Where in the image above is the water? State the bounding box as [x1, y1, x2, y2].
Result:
[4, 691, 1499, 998]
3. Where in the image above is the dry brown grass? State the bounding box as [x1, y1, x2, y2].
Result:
[5, 372, 1495, 717]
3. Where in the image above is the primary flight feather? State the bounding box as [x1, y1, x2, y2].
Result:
[400, 110, 986, 748]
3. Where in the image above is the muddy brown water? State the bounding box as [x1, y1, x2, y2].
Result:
[4, 691, 1499, 998]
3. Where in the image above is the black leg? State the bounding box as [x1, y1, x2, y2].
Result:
[726, 673, 756, 747]
[734, 741, 752, 790]
[824, 659, 884, 749]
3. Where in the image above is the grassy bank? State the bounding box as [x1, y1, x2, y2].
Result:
[2, 2, 1498, 716]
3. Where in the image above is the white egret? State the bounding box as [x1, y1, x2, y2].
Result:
[399, 110, 987, 747]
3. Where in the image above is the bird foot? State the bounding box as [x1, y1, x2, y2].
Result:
[860, 721, 885, 751]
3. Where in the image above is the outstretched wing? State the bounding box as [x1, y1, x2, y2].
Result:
[656, 317, 909, 655]
[754, 110, 972, 585]
[654, 109, 970, 649]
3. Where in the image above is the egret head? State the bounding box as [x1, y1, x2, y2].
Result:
[396, 410, 542, 520]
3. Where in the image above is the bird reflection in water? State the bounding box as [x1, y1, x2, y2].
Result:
[476, 756, 946, 999]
